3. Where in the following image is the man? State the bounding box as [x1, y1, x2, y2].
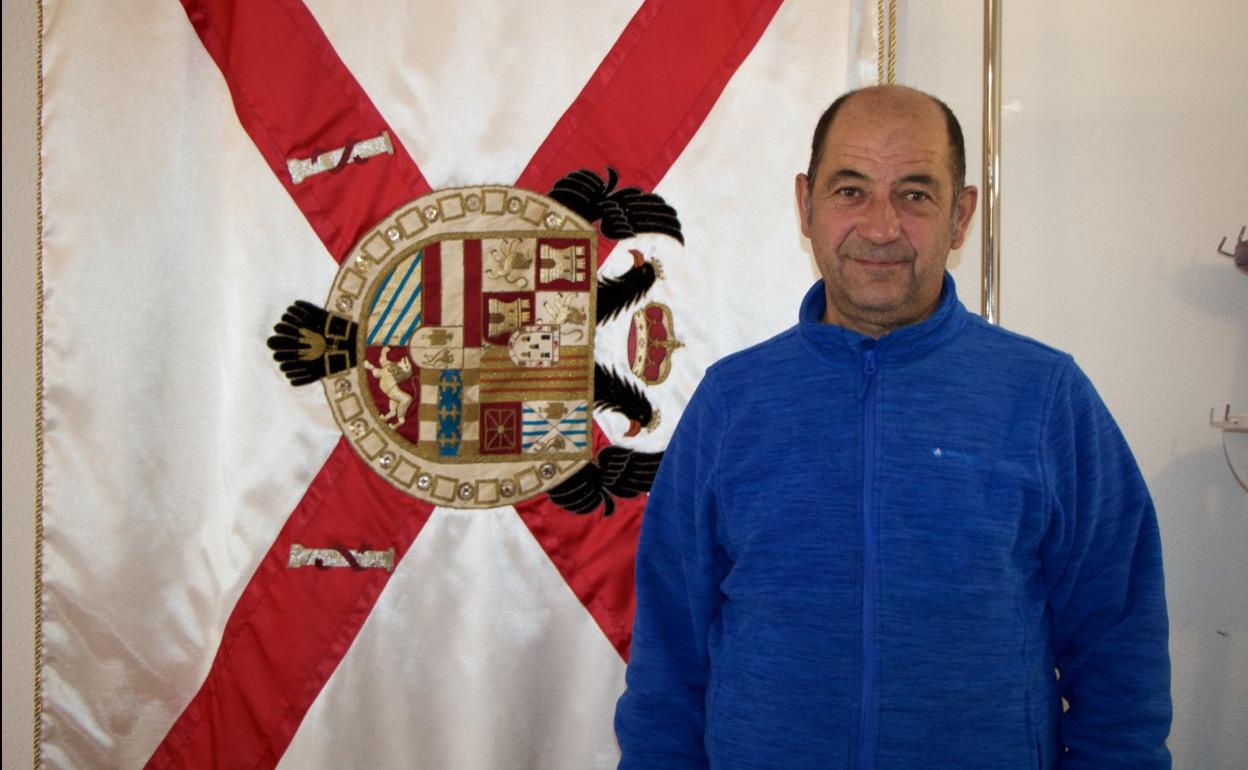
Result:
[614, 86, 1171, 769]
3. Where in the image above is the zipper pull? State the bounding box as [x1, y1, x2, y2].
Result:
[863, 348, 877, 375]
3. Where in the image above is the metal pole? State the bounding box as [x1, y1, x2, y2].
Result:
[982, 0, 1002, 324]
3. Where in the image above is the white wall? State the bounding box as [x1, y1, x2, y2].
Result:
[4, 2, 1246, 768]
[897, 1, 1248, 767]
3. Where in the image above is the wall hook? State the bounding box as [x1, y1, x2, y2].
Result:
[1217, 225, 1248, 274]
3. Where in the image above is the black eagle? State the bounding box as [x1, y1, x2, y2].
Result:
[546, 446, 663, 517]
[544, 167, 681, 515]
[266, 300, 359, 386]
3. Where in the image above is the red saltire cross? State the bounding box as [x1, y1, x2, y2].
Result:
[146, 1, 783, 767]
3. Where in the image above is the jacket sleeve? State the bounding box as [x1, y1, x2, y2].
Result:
[615, 371, 732, 770]
[1041, 358, 1172, 769]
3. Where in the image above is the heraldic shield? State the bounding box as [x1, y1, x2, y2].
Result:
[267, 170, 682, 514]
[325, 185, 598, 507]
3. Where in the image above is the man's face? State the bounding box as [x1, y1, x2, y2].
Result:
[796, 89, 977, 336]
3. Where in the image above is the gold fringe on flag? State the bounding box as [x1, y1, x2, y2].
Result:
[36, 0, 48, 764]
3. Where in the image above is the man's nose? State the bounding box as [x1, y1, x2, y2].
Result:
[856, 195, 901, 244]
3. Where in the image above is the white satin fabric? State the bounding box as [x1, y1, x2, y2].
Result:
[39, 1, 874, 767]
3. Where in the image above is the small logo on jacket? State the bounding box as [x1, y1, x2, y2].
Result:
[932, 446, 982, 465]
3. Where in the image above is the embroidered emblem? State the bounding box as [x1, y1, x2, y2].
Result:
[267, 301, 358, 385]
[488, 296, 535, 341]
[484, 238, 535, 287]
[288, 544, 396, 572]
[480, 402, 522, 455]
[266, 170, 684, 515]
[544, 292, 589, 343]
[628, 302, 684, 385]
[539, 242, 589, 283]
[364, 346, 415, 427]
[435, 370, 465, 457]
[286, 131, 394, 185]
[523, 401, 590, 453]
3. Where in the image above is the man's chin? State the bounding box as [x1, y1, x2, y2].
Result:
[842, 291, 929, 327]
[845, 290, 906, 316]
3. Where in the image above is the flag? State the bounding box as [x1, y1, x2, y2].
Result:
[38, 1, 881, 767]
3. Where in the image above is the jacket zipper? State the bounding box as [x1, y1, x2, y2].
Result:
[858, 346, 879, 770]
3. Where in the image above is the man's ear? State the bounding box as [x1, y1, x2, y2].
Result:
[796, 173, 812, 238]
[950, 185, 978, 249]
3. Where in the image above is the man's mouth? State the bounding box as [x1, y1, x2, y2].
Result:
[849, 256, 907, 268]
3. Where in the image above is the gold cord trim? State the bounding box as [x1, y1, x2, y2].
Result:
[876, 0, 884, 84]
[887, 0, 897, 84]
[876, 0, 898, 85]
[35, 0, 47, 764]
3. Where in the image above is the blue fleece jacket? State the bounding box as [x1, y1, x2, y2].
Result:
[615, 275, 1170, 769]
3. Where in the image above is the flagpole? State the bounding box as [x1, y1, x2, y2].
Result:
[982, 0, 1002, 324]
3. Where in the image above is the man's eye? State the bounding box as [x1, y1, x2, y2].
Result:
[902, 190, 930, 203]
[834, 187, 861, 199]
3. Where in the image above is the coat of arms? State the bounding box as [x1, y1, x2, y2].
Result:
[267, 169, 683, 514]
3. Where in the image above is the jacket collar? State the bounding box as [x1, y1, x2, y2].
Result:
[797, 272, 969, 364]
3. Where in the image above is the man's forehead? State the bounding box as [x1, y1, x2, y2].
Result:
[822, 142, 945, 169]
[818, 141, 947, 185]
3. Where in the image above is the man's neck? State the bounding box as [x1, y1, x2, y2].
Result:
[821, 294, 940, 339]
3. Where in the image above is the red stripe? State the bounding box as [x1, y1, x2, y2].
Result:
[179, 0, 432, 261]
[514, 426, 643, 658]
[511, 0, 783, 657]
[145, 441, 435, 769]
[462, 240, 483, 347]
[516, 0, 784, 264]
[479, 375, 588, 383]
[423, 242, 442, 326]
[152, 1, 441, 765]
[480, 373, 586, 380]
[481, 362, 587, 372]
[482, 387, 590, 395]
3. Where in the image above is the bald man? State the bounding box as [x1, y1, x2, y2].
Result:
[614, 87, 1171, 770]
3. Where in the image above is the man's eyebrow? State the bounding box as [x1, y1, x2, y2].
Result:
[820, 170, 943, 189]
[821, 168, 869, 187]
[898, 173, 940, 188]
[826, 168, 868, 180]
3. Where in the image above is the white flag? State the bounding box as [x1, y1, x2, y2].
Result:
[39, 1, 879, 767]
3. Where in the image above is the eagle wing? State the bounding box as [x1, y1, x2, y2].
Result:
[549, 167, 684, 244]
[266, 301, 358, 386]
[593, 364, 654, 427]
[547, 446, 664, 516]
[598, 446, 663, 499]
[604, 186, 683, 244]
[596, 260, 659, 324]
[546, 463, 606, 515]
